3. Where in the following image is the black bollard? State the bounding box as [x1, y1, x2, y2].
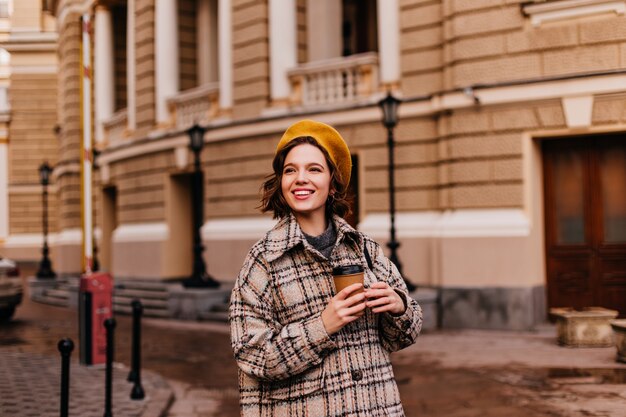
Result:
[103, 318, 116, 417]
[58, 338, 74, 417]
[127, 300, 141, 383]
[127, 299, 145, 400]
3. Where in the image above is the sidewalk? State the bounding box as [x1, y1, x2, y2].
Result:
[400, 325, 626, 370]
[395, 326, 626, 417]
[0, 352, 172, 417]
[3, 292, 626, 416]
[144, 318, 626, 416]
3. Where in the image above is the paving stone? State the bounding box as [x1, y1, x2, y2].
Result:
[8, 290, 626, 417]
[169, 401, 196, 413]
[0, 352, 172, 417]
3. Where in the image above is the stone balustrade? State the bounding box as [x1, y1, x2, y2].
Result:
[167, 83, 220, 129]
[102, 109, 128, 145]
[288, 52, 379, 108]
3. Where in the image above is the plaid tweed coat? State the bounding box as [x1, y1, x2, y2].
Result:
[229, 214, 422, 417]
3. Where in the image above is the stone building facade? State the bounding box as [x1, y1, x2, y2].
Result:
[0, 0, 59, 261]
[0, 1, 9, 248]
[2, 0, 626, 329]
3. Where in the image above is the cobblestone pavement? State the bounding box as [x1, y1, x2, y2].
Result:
[0, 352, 172, 417]
[0, 283, 238, 417]
[3, 277, 626, 416]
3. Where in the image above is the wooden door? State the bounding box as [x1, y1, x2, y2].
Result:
[543, 136, 626, 317]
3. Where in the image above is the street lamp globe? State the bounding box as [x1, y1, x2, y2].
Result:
[187, 123, 206, 153]
[39, 161, 53, 186]
[378, 92, 400, 129]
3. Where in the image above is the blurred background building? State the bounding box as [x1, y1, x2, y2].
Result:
[0, 0, 625, 329]
[0, 1, 58, 263]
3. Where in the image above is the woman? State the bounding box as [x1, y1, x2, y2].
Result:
[229, 120, 422, 417]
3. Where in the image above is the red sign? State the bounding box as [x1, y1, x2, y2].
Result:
[79, 273, 113, 365]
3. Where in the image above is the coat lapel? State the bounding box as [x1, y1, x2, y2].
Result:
[263, 213, 362, 263]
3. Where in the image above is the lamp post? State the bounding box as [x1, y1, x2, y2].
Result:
[183, 124, 220, 288]
[36, 161, 56, 279]
[378, 92, 416, 291]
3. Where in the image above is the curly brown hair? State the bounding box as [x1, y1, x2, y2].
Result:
[259, 136, 351, 220]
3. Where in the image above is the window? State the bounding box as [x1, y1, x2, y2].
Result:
[0, 0, 9, 18]
[112, 5, 127, 111]
[342, 0, 378, 56]
[179, 0, 219, 91]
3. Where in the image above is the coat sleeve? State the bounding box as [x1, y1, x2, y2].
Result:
[229, 251, 337, 382]
[367, 239, 423, 353]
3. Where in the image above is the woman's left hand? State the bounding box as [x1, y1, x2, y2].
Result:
[364, 282, 406, 315]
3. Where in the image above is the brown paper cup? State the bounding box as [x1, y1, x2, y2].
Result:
[333, 273, 364, 294]
[332, 265, 364, 294]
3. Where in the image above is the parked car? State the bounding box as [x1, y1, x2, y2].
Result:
[0, 257, 22, 322]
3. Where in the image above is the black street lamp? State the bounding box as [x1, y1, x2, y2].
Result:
[183, 124, 220, 288]
[378, 92, 416, 292]
[36, 161, 56, 279]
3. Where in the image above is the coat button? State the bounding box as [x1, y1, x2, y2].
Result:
[351, 370, 363, 381]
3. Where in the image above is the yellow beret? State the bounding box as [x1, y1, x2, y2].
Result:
[276, 120, 352, 185]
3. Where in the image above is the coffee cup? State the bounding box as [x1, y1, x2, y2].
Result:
[332, 265, 364, 295]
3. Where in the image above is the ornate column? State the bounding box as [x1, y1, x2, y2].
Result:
[377, 0, 400, 86]
[94, 5, 115, 143]
[268, 0, 297, 105]
[306, 0, 341, 61]
[0, 86, 7, 240]
[0, 138, 7, 240]
[218, 0, 232, 111]
[155, 0, 179, 124]
[127, 0, 136, 130]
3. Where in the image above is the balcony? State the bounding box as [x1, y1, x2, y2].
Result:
[167, 83, 219, 129]
[103, 109, 128, 145]
[288, 52, 379, 108]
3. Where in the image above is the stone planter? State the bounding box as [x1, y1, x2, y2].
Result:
[610, 319, 626, 363]
[550, 307, 618, 347]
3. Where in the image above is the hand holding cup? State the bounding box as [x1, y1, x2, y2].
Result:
[321, 283, 366, 335]
[364, 281, 405, 315]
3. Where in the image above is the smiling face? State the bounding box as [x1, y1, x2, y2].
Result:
[280, 143, 332, 224]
